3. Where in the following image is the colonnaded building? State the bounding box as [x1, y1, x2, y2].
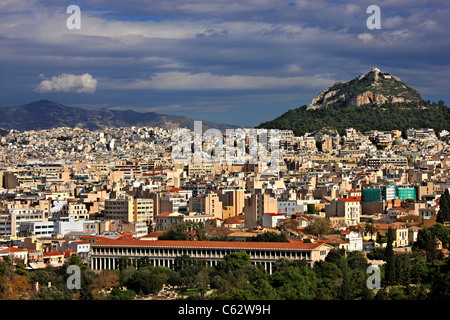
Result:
[90, 239, 333, 273]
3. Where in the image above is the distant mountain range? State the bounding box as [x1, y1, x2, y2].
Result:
[0, 100, 238, 132]
[258, 68, 450, 136]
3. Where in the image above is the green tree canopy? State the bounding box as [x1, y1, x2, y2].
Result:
[304, 216, 332, 236]
[158, 221, 208, 241]
[247, 232, 289, 242]
[437, 189, 450, 223]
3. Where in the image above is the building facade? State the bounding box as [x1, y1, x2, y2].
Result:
[90, 239, 332, 273]
[103, 198, 153, 223]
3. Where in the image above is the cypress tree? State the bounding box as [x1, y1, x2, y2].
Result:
[437, 189, 450, 223]
[385, 227, 396, 285]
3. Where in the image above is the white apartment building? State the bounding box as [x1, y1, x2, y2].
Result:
[19, 221, 54, 237]
[4, 208, 45, 237]
[263, 213, 286, 228]
[340, 230, 363, 251]
[277, 200, 306, 215]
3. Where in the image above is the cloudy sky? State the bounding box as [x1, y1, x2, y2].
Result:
[1, 0, 449, 126]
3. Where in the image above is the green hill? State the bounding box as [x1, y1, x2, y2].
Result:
[258, 68, 450, 136]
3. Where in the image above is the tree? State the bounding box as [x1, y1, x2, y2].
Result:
[313, 260, 343, 294]
[0, 257, 14, 278]
[307, 204, 317, 215]
[339, 268, 353, 300]
[248, 232, 288, 242]
[428, 223, 450, 247]
[5, 275, 32, 300]
[109, 287, 136, 300]
[91, 270, 120, 300]
[64, 254, 86, 270]
[158, 221, 208, 241]
[347, 251, 369, 271]
[276, 216, 299, 232]
[394, 254, 412, 286]
[272, 258, 294, 273]
[304, 216, 332, 236]
[367, 247, 386, 260]
[210, 276, 232, 295]
[137, 256, 152, 269]
[173, 255, 208, 288]
[325, 248, 346, 264]
[125, 269, 165, 296]
[270, 266, 317, 300]
[385, 227, 396, 285]
[14, 263, 29, 277]
[387, 285, 407, 300]
[119, 266, 136, 287]
[410, 256, 429, 284]
[437, 189, 450, 223]
[207, 226, 232, 240]
[118, 257, 132, 271]
[194, 267, 211, 298]
[79, 270, 98, 300]
[364, 219, 378, 241]
[415, 225, 448, 262]
[249, 278, 279, 300]
[429, 268, 450, 299]
[224, 251, 251, 271]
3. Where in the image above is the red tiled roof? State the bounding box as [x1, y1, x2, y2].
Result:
[223, 216, 244, 224]
[0, 247, 27, 253]
[63, 248, 76, 257]
[169, 187, 186, 192]
[339, 197, 362, 202]
[142, 231, 164, 238]
[117, 234, 134, 240]
[264, 213, 283, 216]
[92, 239, 326, 250]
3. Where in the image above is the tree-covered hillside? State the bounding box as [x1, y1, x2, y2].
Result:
[258, 101, 450, 136]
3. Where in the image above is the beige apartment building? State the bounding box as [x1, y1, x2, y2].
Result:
[103, 198, 153, 224]
[218, 189, 245, 218]
[188, 192, 223, 219]
[54, 202, 90, 220]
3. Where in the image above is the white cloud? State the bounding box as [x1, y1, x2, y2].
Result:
[107, 71, 335, 91]
[36, 73, 97, 93]
[345, 4, 360, 15]
[357, 33, 374, 44]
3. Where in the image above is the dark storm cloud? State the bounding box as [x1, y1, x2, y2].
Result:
[0, 0, 449, 126]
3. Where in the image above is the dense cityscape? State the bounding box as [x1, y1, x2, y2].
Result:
[0, 124, 449, 300]
[1, 0, 450, 309]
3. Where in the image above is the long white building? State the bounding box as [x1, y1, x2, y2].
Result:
[90, 239, 333, 273]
